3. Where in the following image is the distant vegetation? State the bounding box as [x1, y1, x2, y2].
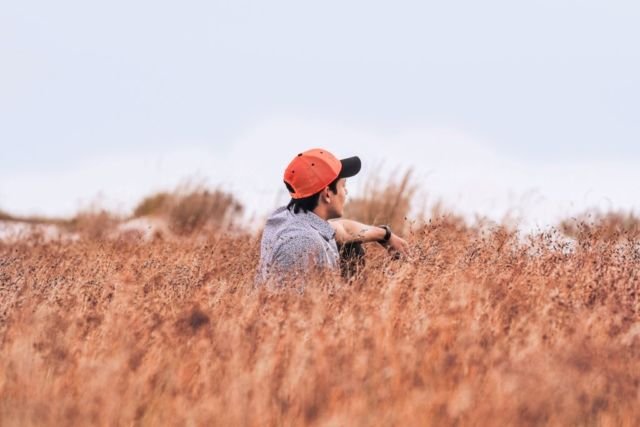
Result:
[560, 210, 640, 242]
[64, 209, 121, 240]
[0, 183, 245, 240]
[132, 184, 244, 236]
[2, 171, 640, 245]
[0, 209, 13, 221]
[344, 168, 418, 235]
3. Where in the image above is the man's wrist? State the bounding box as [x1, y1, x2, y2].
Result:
[378, 225, 392, 243]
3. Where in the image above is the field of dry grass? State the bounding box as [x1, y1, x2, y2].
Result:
[1, 183, 639, 426]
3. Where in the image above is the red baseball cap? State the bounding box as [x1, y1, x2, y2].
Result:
[284, 148, 361, 199]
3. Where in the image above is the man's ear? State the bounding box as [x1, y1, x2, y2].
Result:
[322, 186, 331, 203]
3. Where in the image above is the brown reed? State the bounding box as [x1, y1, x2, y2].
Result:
[132, 183, 244, 236]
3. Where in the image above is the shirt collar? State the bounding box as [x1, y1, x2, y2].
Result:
[290, 208, 336, 241]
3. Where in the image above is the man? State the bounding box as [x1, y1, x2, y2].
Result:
[256, 148, 409, 285]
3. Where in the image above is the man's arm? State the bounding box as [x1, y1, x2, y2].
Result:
[329, 219, 410, 256]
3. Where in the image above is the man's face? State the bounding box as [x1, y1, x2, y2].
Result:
[327, 178, 348, 219]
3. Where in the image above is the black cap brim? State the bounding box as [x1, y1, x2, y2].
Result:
[339, 156, 361, 178]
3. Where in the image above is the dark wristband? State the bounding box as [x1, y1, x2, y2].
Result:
[378, 225, 392, 243]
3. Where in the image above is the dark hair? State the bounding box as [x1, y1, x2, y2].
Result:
[285, 177, 340, 214]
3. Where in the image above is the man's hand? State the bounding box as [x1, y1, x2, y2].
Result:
[386, 233, 409, 258]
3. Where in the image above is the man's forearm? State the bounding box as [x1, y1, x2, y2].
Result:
[331, 219, 410, 257]
[331, 219, 386, 244]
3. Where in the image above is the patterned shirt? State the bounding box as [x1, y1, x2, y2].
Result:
[255, 206, 339, 285]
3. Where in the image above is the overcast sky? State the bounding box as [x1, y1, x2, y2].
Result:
[1, 0, 639, 227]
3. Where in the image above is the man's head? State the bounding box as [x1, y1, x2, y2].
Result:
[283, 149, 361, 219]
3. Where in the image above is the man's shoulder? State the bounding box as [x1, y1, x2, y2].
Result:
[261, 207, 327, 256]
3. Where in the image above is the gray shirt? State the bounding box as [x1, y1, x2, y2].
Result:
[255, 206, 339, 284]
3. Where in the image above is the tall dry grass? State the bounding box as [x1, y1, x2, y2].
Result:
[31, 184, 247, 240]
[0, 177, 639, 426]
[65, 209, 121, 240]
[132, 184, 244, 236]
[0, 209, 13, 221]
[344, 168, 418, 235]
[560, 210, 640, 242]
